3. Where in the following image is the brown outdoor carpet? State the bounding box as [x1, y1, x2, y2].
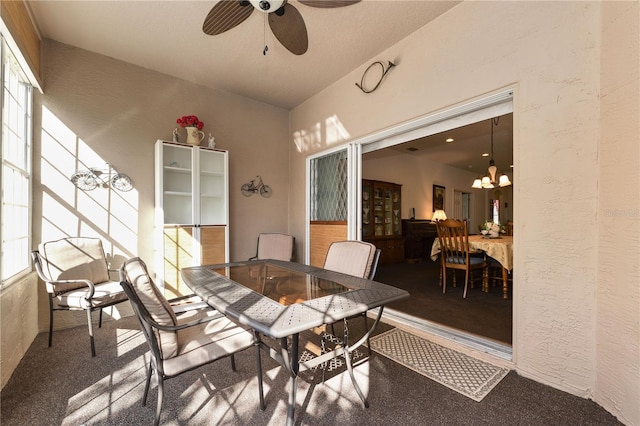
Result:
[370, 328, 509, 401]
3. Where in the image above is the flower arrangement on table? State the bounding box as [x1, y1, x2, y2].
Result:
[176, 115, 204, 130]
[480, 221, 504, 237]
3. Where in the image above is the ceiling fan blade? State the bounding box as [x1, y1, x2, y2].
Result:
[298, 0, 360, 8]
[268, 4, 308, 55]
[203, 1, 253, 35]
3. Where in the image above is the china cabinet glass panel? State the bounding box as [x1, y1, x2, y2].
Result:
[361, 179, 403, 264]
[155, 141, 229, 298]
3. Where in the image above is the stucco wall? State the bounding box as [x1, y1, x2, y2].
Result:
[289, 2, 638, 425]
[30, 40, 290, 330]
[0, 273, 38, 389]
[594, 2, 640, 424]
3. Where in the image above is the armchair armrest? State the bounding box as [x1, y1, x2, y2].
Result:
[45, 278, 97, 298]
[146, 310, 225, 332]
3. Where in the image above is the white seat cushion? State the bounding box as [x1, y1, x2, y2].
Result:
[122, 258, 179, 358]
[163, 311, 254, 377]
[55, 280, 127, 309]
[40, 237, 110, 292]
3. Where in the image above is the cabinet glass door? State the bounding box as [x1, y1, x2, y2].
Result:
[392, 188, 401, 235]
[362, 180, 372, 238]
[384, 188, 393, 236]
[162, 144, 193, 224]
[199, 149, 227, 225]
[373, 185, 384, 237]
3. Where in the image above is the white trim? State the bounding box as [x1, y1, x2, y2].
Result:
[361, 89, 513, 153]
[350, 89, 515, 361]
[0, 20, 42, 93]
[305, 144, 351, 263]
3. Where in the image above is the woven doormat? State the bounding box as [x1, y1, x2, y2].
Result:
[369, 328, 509, 401]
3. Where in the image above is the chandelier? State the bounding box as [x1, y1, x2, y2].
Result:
[472, 117, 512, 189]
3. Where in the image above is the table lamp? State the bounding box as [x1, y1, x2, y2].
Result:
[431, 209, 447, 222]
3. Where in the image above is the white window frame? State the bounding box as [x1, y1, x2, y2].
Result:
[0, 37, 33, 287]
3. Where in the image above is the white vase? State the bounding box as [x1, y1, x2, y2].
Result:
[185, 127, 205, 146]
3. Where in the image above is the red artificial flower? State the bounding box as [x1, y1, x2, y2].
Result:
[176, 115, 204, 130]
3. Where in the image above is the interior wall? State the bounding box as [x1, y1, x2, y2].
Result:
[289, 2, 638, 424]
[362, 150, 485, 229]
[31, 40, 290, 330]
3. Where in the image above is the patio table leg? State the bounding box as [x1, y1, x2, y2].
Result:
[281, 335, 299, 426]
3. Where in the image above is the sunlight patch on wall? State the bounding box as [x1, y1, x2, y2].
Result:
[39, 106, 139, 263]
[325, 115, 350, 145]
[293, 115, 352, 153]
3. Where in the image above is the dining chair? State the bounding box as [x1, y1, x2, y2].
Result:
[321, 240, 381, 358]
[323, 240, 380, 280]
[119, 257, 264, 426]
[505, 220, 514, 236]
[435, 219, 487, 298]
[249, 233, 295, 261]
[31, 237, 128, 357]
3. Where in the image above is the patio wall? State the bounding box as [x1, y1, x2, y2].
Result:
[288, 2, 638, 424]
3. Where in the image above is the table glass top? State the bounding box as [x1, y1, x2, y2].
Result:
[210, 263, 352, 306]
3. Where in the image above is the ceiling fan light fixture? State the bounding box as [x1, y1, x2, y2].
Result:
[250, 0, 286, 12]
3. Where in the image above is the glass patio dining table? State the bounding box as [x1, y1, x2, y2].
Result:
[181, 259, 409, 426]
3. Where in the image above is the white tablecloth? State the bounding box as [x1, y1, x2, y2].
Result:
[431, 235, 513, 271]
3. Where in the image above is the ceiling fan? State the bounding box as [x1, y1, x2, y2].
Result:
[202, 0, 360, 55]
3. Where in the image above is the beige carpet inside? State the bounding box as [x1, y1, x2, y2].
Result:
[369, 328, 509, 402]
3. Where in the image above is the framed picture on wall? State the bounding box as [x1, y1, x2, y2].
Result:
[433, 185, 445, 211]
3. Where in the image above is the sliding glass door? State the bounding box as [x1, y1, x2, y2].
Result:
[306, 144, 360, 266]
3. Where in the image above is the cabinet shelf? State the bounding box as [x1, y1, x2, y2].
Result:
[156, 140, 229, 299]
[201, 170, 225, 177]
[362, 179, 404, 264]
[164, 191, 192, 197]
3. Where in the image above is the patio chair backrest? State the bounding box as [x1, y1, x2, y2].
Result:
[121, 257, 179, 358]
[323, 240, 378, 279]
[254, 233, 295, 261]
[38, 237, 110, 292]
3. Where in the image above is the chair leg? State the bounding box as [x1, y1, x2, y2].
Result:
[86, 308, 96, 357]
[99, 308, 103, 328]
[230, 354, 237, 371]
[155, 376, 164, 426]
[463, 270, 470, 298]
[143, 362, 153, 406]
[442, 267, 447, 294]
[48, 297, 54, 348]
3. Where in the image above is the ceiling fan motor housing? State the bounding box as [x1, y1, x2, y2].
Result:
[250, 0, 287, 12]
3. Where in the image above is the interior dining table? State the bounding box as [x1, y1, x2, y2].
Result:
[180, 259, 409, 426]
[431, 235, 513, 299]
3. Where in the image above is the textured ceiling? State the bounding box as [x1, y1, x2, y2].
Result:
[28, 0, 460, 109]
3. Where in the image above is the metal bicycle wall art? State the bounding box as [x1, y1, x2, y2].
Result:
[70, 163, 133, 192]
[241, 175, 272, 198]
